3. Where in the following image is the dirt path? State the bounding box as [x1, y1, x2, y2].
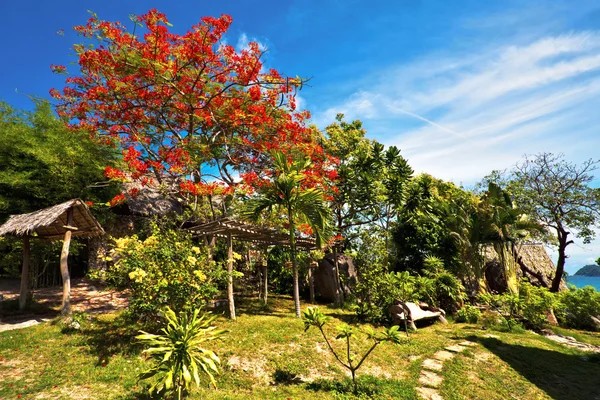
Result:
[0, 278, 128, 332]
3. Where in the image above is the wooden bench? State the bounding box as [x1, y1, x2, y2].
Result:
[389, 301, 448, 331]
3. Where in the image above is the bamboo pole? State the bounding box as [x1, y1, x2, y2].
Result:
[60, 208, 74, 315]
[19, 236, 30, 310]
[227, 232, 236, 321]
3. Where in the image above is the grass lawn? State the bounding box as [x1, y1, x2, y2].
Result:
[1, 295, 600, 399]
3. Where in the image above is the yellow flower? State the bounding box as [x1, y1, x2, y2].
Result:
[187, 255, 197, 266]
[143, 236, 159, 247]
[128, 268, 147, 283]
[194, 270, 207, 282]
[191, 246, 201, 254]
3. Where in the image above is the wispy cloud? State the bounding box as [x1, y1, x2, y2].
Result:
[312, 31, 600, 184]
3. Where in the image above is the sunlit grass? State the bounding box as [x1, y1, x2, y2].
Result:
[1, 295, 599, 399]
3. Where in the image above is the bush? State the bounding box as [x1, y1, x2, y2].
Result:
[97, 223, 225, 319]
[556, 286, 600, 331]
[455, 305, 481, 323]
[480, 310, 503, 329]
[477, 282, 557, 331]
[519, 282, 556, 330]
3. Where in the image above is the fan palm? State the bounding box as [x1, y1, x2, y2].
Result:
[242, 151, 332, 317]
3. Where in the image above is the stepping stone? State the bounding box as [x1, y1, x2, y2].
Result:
[422, 358, 444, 372]
[432, 350, 455, 361]
[416, 386, 444, 400]
[445, 344, 467, 353]
[418, 370, 443, 388]
[459, 341, 476, 347]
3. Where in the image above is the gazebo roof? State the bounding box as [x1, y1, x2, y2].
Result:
[186, 217, 317, 249]
[0, 199, 104, 240]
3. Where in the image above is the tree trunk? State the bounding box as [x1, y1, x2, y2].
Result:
[289, 209, 301, 318]
[552, 233, 569, 292]
[332, 246, 343, 307]
[227, 232, 236, 320]
[60, 208, 74, 315]
[19, 236, 31, 310]
[512, 244, 549, 288]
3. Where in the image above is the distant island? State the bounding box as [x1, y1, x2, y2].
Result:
[574, 264, 600, 276]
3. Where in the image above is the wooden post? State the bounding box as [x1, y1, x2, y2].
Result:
[227, 232, 236, 321]
[332, 246, 344, 307]
[308, 261, 316, 304]
[19, 236, 30, 310]
[262, 248, 268, 306]
[60, 208, 74, 315]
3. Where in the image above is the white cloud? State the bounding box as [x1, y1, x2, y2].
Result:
[313, 31, 600, 184]
[236, 32, 267, 52]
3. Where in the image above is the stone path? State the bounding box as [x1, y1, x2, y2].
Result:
[416, 340, 477, 400]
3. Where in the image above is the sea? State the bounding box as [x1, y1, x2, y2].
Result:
[565, 275, 600, 291]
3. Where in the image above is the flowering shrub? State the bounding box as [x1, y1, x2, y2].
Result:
[100, 224, 225, 319]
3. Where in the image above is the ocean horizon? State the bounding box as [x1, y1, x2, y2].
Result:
[565, 275, 600, 291]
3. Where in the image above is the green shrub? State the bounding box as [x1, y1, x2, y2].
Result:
[556, 286, 600, 331]
[519, 282, 556, 330]
[455, 305, 481, 323]
[96, 223, 225, 319]
[480, 310, 503, 329]
[136, 307, 226, 399]
[477, 282, 557, 331]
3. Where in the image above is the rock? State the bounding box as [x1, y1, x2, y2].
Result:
[416, 386, 444, 400]
[314, 253, 357, 302]
[422, 358, 444, 372]
[418, 370, 443, 388]
[445, 345, 467, 353]
[432, 350, 455, 361]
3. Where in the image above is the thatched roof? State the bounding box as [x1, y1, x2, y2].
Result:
[484, 243, 567, 290]
[187, 217, 318, 249]
[121, 179, 183, 217]
[0, 199, 104, 240]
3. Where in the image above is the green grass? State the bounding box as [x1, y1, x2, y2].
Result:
[1, 296, 599, 399]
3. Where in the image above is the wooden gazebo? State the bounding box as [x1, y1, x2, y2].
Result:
[187, 217, 318, 320]
[0, 199, 104, 313]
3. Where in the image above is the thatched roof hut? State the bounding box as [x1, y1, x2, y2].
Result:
[484, 243, 566, 292]
[0, 199, 104, 314]
[0, 199, 104, 239]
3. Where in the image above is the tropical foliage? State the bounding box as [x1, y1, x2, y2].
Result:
[136, 307, 226, 399]
[242, 150, 332, 317]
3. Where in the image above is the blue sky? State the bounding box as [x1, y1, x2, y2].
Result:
[2, 0, 600, 273]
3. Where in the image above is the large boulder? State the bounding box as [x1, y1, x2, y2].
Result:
[314, 253, 357, 302]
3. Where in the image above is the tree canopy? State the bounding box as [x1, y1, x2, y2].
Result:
[51, 9, 334, 212]
[0, 99, 118, 221]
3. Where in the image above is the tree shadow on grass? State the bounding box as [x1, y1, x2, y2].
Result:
[468, 335, 600, 400]
[81, 313, 145, 366]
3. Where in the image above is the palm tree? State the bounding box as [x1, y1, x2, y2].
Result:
[242, 151, 332, 318]
[477, 183, 544, 294]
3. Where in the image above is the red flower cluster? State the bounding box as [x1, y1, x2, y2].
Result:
[51, 9, 339, 204]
